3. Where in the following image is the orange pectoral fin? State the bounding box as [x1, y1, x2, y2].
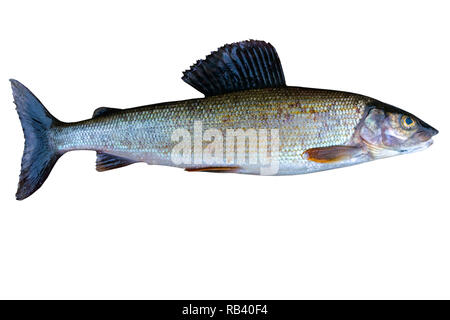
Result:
[185, 166, 240, 173]
[302, 146, 362, 163]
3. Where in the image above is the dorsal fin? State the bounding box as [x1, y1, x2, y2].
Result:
[182, 40, 286, 96]
[93, 107, 122, 118]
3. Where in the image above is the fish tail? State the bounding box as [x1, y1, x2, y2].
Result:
[11, 79, 63, 200]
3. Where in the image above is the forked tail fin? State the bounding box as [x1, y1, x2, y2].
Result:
[11, 79, 62, 200]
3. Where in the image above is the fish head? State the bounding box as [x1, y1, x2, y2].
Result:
[359, 101, 438, 158]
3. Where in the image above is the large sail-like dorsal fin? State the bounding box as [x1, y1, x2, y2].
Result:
[182, 40, 286, 96]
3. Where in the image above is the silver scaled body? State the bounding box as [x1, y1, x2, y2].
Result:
[51, 87, 369, 175]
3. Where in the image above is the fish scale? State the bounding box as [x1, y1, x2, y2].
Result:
[51, 87, 367, 174]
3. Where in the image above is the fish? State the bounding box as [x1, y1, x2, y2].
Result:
[11, 40, 438, 200]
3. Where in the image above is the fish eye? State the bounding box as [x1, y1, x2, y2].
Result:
[400, 115, 416, 129]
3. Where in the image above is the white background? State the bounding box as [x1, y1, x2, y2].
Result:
[0, 0, 449, 299]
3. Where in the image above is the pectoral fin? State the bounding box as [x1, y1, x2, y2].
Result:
[185, 166, 240, 173]
[302, 146, 362, 163]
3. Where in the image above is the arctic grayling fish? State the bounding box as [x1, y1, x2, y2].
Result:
[11, 40, 438, 200]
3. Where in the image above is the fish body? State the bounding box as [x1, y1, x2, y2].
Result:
[52, 87, 368, 175]
[11, 40, 438, 199]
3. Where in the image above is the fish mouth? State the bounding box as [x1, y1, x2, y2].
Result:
[361, 136, 434, 158]
[415, 128, 437, 142]
[395, 127, 436, 154]
[399, 139, 434, 154]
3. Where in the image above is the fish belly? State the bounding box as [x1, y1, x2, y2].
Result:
[51, 87, 368, 175]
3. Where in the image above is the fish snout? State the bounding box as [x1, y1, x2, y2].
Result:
[420, 120, 439, 136]
[430, 126, 439, 136]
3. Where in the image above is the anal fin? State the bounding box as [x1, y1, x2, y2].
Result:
[302, 146, 362, 163]
[96, 152, 137, 172]
[185, 166, 240, 173]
